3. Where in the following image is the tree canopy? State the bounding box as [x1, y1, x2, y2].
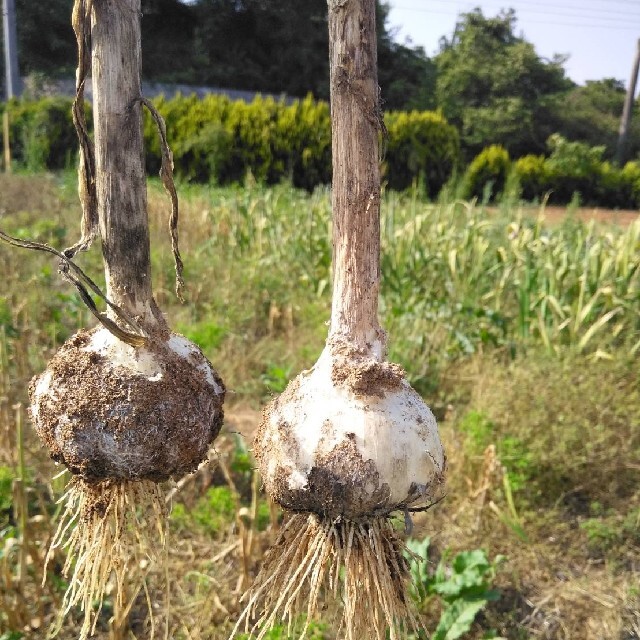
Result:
[148, 0, 434, 109]
[553, 79, 640, 160]
[141, 0, 198, 83]
[1, 0, 434, 110]
[434, 9, 572, 158]
[13, 0, 75, 78]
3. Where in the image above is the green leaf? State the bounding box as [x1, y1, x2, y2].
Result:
[433, 598, 488, 640]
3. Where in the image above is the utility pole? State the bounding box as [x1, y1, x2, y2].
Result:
[2, 0, 21, 98]
[3, 0, 21, 172]
[615, 38, 640, 166]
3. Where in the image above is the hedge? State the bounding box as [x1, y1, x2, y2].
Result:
[383, 110, 459, 196]
[467, 135, 640, 209]
[4, 97, 635, 209]
[143, 94, 333, 190]
[0, 97, 82, 171]
[460, 144, 510, 201]
[1, 94, 459, 194]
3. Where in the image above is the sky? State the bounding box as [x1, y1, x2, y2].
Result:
[386, 0, 640, 91]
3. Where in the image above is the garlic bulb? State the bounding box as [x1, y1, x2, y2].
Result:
[30, 327, 225, 481]
[256, 340, 444, 520]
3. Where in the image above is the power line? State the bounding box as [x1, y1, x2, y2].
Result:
[502, 19, 639, 31]
[393, 2, 640, 23]
[527, 0, 640, 5]
[506, 3, 640, 19]
[393, 4, 640, 29]
[443, 0, 640, 18]
[392, 12, 640, 33]
[395, 0, 640, 8]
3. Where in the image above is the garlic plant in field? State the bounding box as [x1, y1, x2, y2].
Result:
[233, 1, 445, 638]
[1, 1, 224, 637]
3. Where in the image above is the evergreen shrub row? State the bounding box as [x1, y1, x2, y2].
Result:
[0, 95, 459, 194]
[463, 135, 640, 209]
[3, 96, 638, 209]
[0, 97, 82, 171]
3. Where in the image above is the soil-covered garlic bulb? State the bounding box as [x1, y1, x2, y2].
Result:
[30, 327, 224, 481]
[257, 339, 444, 520]
[26, 0, 229, 488]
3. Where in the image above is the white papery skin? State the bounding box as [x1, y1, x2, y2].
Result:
[32, 327, 224, 404]
[257, 346, 445, 517]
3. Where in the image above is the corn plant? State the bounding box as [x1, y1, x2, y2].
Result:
[380, 196, 640, 384]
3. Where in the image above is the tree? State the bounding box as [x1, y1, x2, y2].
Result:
[376, 2, 436, 110]
[141, 0, 197, 82]
[1, 0, 435, 111]
[552, 78, 640, 160]
[15, 0, 75, 77]
[189, 0, 434, 108]
[1, 0, 74, 96]
[189, 0, 330, 97]
[435, 8, 571, 158]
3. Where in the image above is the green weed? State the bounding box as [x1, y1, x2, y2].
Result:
[260, 362, 293, 394]
[171, 486, 237, 536]
[407, 537, 503, 640]
[0, 467, 12, 516]
[580, 507, 640, 555]
[229, 436, 253, 478]
[458, 411, 495, 453]
[176, 321, 227, 355]
[235, 620, 327, 639]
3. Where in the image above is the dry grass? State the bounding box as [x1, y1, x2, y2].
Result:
[414, 353, 640, 640]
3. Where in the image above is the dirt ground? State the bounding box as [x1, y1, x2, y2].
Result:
[524, 205, 638, 226]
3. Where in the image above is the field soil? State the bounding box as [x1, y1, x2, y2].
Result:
[524, 205, 638, 226]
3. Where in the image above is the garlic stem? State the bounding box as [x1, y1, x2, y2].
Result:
[328, 0, 383, 353]
[92, 0, 163, 328]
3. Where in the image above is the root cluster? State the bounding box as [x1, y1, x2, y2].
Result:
[233, 513, 421, 640]
[45, 478, 168, 639]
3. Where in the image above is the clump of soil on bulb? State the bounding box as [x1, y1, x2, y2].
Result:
[30, 326, 225, 481]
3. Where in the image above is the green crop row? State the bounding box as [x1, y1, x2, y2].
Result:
[382, 193, 640, 384]
[462, 135, 640, 209]
[0, 97, 81, 172]
[0, 95, 459, 194]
